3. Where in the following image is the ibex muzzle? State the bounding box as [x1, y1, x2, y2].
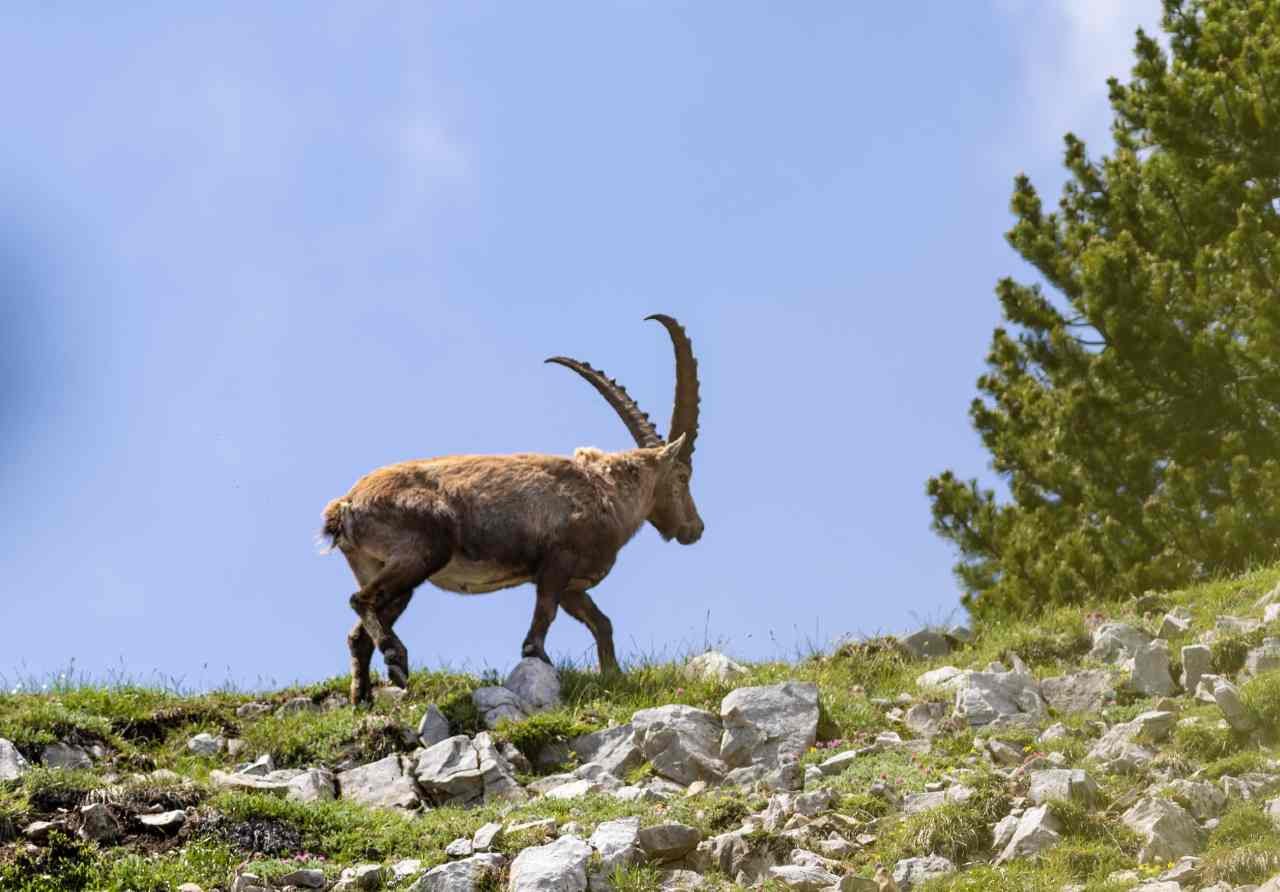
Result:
[322, 315, 703, 704]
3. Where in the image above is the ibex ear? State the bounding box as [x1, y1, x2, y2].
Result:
[658, 433, 686, 464]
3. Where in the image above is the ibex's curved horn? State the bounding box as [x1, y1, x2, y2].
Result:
[645, 314, 700, 463]
[545, 357, 663, 448]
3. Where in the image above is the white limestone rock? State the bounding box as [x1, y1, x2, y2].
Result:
[1164, 779, 1226, 820]
[995, 804, 1063, 864]
[508, 835, 593, 892]
[42, 741, 92, 770]
[1213, 679, 1257, 732]
[1040, 670, 1115, 715]
[0, 739, 30, 781]
[719, 682, 819, 769]
[892, 855, 955, 890]
[632, 704, 726, 786]
[685, 651, 748, 683]
[1245, 638, 1280, 679]
[1090, 623, 1153, 663]
[1181, 644, 1212, 696]
[415, 735, 484, 806]
[569, 724, 642, 779]
[916, 666, 964, 691]
[588, 817, 643, 874]
[1028, 769, 1099, 808]
[407, 853, 506, 892]
[952, 663, 1045, 727]
[337, 754, 421, 809]
[418, 705, 451, 748]
[78, 802, 121, 843]
[472, 686, 528, 729]
[900, 629, 953, 659]
[505, 658, 561, 714]
[1126, 640, 1177, 697]
[638, 823, 702, 863]
[1122, 797, 1203, 864]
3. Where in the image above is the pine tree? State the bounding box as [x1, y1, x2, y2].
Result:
[929, 0, 1280, 622]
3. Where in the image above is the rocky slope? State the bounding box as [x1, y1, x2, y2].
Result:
[6, 567, 1280, 891]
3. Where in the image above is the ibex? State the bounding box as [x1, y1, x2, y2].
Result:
[322, 315, 703, 704]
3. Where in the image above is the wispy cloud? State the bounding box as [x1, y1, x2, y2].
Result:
[392, 114, 468, 188]
[998, 0, 1164, 153]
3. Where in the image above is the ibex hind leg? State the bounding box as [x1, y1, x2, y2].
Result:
[561, 589, 620, 675]
[347, 590, 413, 704]
[342, 549, 383, 705]
[349, 552, 446, 692]
[522, 565, 570, 665]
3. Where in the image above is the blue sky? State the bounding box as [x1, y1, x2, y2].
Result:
[1, 2, 1162, 690]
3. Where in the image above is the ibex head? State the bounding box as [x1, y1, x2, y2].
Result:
[546, 314, 704, 545]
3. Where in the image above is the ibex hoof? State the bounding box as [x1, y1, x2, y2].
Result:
[386, 663, 409, 689]
[522, 643, 552, 665]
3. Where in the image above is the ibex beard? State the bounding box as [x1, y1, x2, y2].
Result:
[322, 314, 703, 705]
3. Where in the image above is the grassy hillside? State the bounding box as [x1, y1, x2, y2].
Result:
[4, 564, 1280, 890]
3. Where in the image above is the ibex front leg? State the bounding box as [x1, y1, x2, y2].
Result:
[522, 565, 569, 665]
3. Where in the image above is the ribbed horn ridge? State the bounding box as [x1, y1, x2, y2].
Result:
[545, 356, 663, 448]
[645, 314, 700, 463]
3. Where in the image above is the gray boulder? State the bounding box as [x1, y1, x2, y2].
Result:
[472, 687, 527, 729]
[474, 732, 527, 803]
[719, 682, 819, 769]
[338, 754, 420, 809]
[588, 817, 643, 873]
[505, 658, 561, 713]
[209, 770, 293, 796]
[42, 741, 92, 770]
[287, 768, 337, 803]
[632, 705, 726, 786]
[473, 822, 503, 852]
[569, 724, 642, 779]
[1217, 615, 1261, 635]
[0, 738, 30, 781]
[996, 804, 1063, 864]
[407, 854, 506, 892]
[638, 823, 702, 863]
[1127, 640, 1177, 696]
[1213, 679, 1257, 732]
[277, 869, 326, 889]
[186, 733, 224, 756]
[1090, 623, 1153, 663]
[1165, 779, 1226, 820]
[904, 701, 948, 737]
[1028, 769, 1099, 808]
[1181, 645, 1212, 695]
[766, 865, 841, 890]
[509, 835, 592, 892]
[952, 664, 1045, 727]
[138, 810, 187, 833]
[685, 651, 748, 683]
[416, 735, 484, 806]
[1158, 609, 1192, 638]
[78, 802, 120, 843]
[1122, 797, 1202, 864]
[1245, 638, 1280, 679]
[901, 629, 953, 659]
[892, 855, 955, 890]
[916, 666, 964, 691]
[693, 829, 781, 885]
[1040, 670, 1115, 715]
[276, 696, 320, 717]
[418, 705, 451, 748]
